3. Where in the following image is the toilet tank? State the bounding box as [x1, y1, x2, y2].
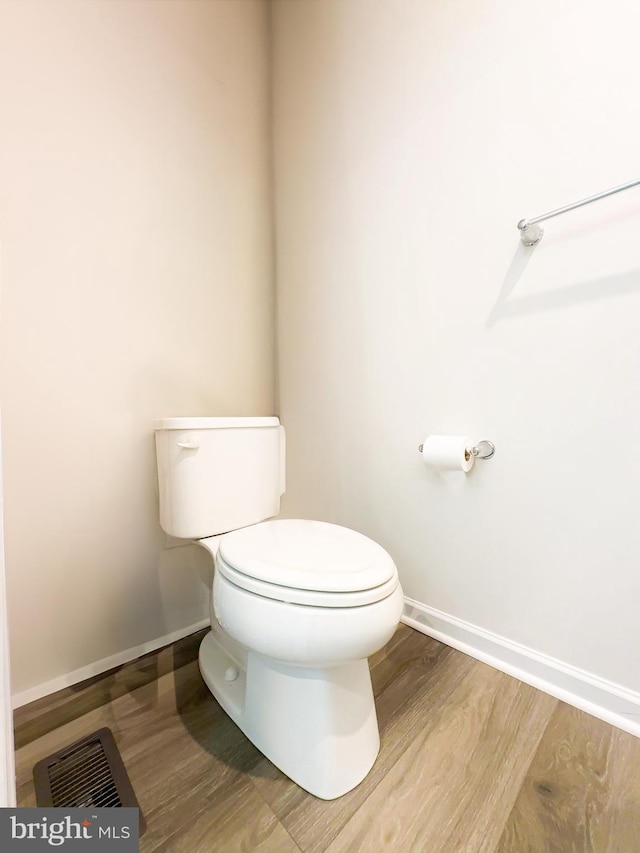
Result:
[154, 416, 285, 539]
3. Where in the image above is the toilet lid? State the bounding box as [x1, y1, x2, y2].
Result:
[217, 519, 397, 593]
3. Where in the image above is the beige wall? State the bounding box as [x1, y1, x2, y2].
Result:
[0, 0, 274, 699]
[273, 0, 640, 697]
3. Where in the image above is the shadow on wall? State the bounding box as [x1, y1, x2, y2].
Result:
[486, 244, 640, 327]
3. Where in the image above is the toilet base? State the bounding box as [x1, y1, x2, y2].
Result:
[198, 629, 380, 800]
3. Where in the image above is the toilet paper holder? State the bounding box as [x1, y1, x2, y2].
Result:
[418, 439, 495, 460]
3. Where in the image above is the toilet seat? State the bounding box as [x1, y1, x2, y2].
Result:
[217, 556, 399, 607]
[216, 518, 399, 607]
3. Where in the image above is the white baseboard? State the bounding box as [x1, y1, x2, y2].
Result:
[11, 619, 211, 711]
[402, 598, 640, 739]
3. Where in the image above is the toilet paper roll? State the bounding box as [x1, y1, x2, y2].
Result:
[421, 435, 474, 472]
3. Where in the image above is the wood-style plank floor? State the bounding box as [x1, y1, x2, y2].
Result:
[13, 625, 640, 852]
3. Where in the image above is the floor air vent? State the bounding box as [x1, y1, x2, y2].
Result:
[33, 727, 145, 832]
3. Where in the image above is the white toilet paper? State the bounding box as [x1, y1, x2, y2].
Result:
[421, 435, 474, 472]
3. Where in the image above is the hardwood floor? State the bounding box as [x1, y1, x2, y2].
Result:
[13, 625, 640, 852]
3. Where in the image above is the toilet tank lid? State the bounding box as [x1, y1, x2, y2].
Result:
[154, 416, 280, 430]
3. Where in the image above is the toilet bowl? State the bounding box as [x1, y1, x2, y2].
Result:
[154, 417, 404, 799]
[199, 519, 403, 800]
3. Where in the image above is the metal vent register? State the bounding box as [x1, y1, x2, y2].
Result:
[33, 727, 145, 833]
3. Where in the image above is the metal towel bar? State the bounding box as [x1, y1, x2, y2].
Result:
[518, 177, 640, 246]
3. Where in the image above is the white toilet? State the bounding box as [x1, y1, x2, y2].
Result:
[154, 416, 403, 800]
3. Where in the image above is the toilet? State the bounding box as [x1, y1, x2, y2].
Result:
[154, 416, 403, 800]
